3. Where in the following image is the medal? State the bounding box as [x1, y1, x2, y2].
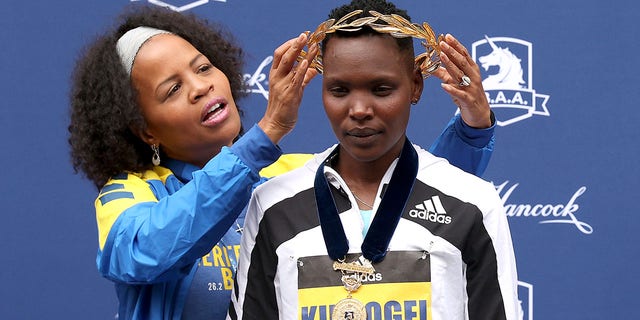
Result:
[331, 256, 374, 320]
[333, 296, 366, 320]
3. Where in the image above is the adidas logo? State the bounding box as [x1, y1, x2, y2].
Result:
[408, 195, 452, 224]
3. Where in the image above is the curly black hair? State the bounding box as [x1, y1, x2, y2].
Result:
[68, 4, 247, 189]
[322, 0, 414, 56]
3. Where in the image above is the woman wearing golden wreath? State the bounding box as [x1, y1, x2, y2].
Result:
[230, 0, 517, 319]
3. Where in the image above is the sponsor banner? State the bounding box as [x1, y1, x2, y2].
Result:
[495, 181, 592, 234]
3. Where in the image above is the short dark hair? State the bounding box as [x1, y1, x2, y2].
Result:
[68, 5, 246, 189]
[322, 0, 414, 57]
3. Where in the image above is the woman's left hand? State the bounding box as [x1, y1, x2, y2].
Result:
[258, 33, 319, 144]
[433, 33, 492, 128]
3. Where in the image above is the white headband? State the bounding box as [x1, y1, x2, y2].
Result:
[116, 26, 172, 75]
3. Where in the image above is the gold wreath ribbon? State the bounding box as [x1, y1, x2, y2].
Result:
[297, 10, 443, 78]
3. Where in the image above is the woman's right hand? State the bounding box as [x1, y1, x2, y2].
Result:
[258, 33, 318, 144]
[434, 33, 492, 129]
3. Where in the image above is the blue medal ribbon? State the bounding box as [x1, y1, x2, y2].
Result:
[314, 138, 418, 263]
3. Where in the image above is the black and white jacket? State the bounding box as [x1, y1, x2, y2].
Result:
[229, 144, 519, 320]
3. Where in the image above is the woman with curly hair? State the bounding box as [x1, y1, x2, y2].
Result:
[68, 3, 495, 320]
[69, 4, 316, 319]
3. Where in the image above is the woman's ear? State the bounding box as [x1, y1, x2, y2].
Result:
[412, 68, 424, 104]
[132, 125, 159, 147]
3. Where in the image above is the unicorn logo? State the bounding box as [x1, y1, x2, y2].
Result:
[472, 36, 550, 127]
[131, 0, 226, 12]
[479, 36, 526, 89]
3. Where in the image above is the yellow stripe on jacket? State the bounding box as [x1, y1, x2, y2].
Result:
[95, 154, 312, 250]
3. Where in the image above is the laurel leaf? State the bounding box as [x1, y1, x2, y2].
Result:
[391, 14, 412, 27]
[369, 25, 401, 33]
[335, 9, 363, 25]
[318, 19, 335, 32]
[422, 22, 436, 40]
[334, 27, 365, 32]
[350, 16, 378, 27]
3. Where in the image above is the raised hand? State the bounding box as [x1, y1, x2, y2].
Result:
[258, 33, 319, 144]
[433, 33, 492, 128]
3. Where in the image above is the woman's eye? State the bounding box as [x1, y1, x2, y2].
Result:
[167, 83, 181, 97]
[198, 64, 213, 73]
[373, 86, 392, 95]
[329, 87, 348, 97]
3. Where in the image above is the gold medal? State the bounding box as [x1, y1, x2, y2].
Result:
[332, 255, 375, 320]
[332, 297, 367, 320]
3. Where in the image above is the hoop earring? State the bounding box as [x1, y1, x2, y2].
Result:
[151, 144, 161, 166]
[411, 99, 419, 105]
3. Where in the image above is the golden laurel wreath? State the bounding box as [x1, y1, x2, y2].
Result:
[297, 10, 444, 78]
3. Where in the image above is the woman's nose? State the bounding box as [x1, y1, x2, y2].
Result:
[189, 76, 213, 102]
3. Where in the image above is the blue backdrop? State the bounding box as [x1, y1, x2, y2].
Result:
[1, 0, 638, 319]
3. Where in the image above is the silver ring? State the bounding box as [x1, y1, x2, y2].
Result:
[459, 75, 471, 87]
